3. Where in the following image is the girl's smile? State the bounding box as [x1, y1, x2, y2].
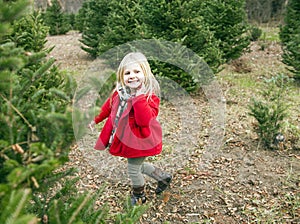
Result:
[124, 63, 145, 89]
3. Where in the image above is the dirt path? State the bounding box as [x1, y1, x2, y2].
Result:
[47, 32, 300, 223]
[46, 31, 92, 75]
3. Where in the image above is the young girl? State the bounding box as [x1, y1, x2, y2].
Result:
[89, 52, 172, 205]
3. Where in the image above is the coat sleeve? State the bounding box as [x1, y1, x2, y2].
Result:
[94, 91, 117, 124]
[131, 94, 160, 127]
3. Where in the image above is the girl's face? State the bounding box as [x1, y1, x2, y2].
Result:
[123, 63, 145, 89]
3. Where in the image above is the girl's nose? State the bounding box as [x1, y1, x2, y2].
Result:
[129, 72, 135, 77]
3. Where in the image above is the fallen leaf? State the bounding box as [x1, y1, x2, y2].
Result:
[162, 191, 170, 203]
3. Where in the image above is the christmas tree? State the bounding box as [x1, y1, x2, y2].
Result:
[280, 0, 300, 79]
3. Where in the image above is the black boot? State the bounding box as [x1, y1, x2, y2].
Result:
[131, 186, 146, 206]
[155, 174, 172, 195]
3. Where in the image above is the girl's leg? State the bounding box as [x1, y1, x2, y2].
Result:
[141, 162, 172, 194]
[127, 157, 146, 187]
[127, 157, 146, 205]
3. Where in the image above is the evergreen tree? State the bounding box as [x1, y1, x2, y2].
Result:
[198, 0, 250, 62]
[249, 74, 290, 149]
[140, 0, 223, 91]
[0, 2, 147, 222]
[78, 0, 111, 57]
[97, 0, 147, 54]
[9, 12, 49, 52]
[0, 3, 78, 221]
[279, 0, 300, 79]
[0, 1, 92, 222]
[0, 1, 39, 223]
[43, 0, 71, 35]
[142, 0, 223, 70]
[79, 0, 223, 91]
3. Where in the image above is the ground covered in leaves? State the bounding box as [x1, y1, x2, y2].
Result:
[47, 31, 300, 223]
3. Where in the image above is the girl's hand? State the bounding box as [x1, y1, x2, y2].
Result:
[88, 120, 95, 132]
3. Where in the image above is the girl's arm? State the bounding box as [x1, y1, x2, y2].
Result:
[94, 91, 117, 124]
[132, 94, 160, 127]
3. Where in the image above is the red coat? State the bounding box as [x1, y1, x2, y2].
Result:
[94, 91, 162, 158]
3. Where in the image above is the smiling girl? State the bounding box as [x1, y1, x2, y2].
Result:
[89, 52, 172, 205]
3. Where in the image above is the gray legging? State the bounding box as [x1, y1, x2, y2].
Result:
[127, 157, 167, 187]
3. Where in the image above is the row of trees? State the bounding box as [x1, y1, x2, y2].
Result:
[35, 0, 288, 23]
[77, 0, 250, 92]
[41, 0, 299, 82]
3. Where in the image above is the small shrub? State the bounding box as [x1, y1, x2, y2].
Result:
[249, 25, 262, 41]
[249, 74, 290, 149]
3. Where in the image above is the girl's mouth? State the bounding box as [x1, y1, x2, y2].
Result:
[127, 80, 142, 89]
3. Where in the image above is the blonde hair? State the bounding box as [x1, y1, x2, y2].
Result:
[116, 52, 160, 98]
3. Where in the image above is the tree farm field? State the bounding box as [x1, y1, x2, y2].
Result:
[46, 29, 300, 223]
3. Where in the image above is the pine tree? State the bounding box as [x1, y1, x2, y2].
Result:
[9, 12, 49, 52]
[43, 0, 71, 35]
[248, 74, 289, 149]
[279, 0, 300, 79]
[90, 0, 223, 92]
[140, 0, 223, 91]
[198, 0, 250, 62]
[0, 1, 39, 223]
[0, 1, 88, 222]
[97, 0, 147, 54]
[78, 0, 111, 57]
[1, 2, 147, 223]
[142, 0, 223, 70]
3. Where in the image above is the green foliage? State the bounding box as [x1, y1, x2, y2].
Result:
[0, 189, 38, 224]
[79, 0, 249, 92]
[0, 0, 28, 40]
[9, 11, 49, 52]
[65, 13, 76, 30]
[88, 73, 116, 106]
[279, 0, 300, 79]
[0, 1, 146, 223]
[48, 190, 106, 224]
[97, 0, 148, 54]
[0, 5, 76, 213]
[153, 62, 198, 93]
[198, 0, 250, 62]
[28, 168, 108, 224]
[1, 0, 77, 222]
[249, 25, 263, 41]
[42, 0, 71, 35]
[115, 197, 149, 224]
[141, 0, 223, 91]
[0, 1, 40, 223]
[248, 74, 290, 149]
[0, 0, 28, 94]
[78, 0, 111, 57]
[143, 0, 223, 68]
